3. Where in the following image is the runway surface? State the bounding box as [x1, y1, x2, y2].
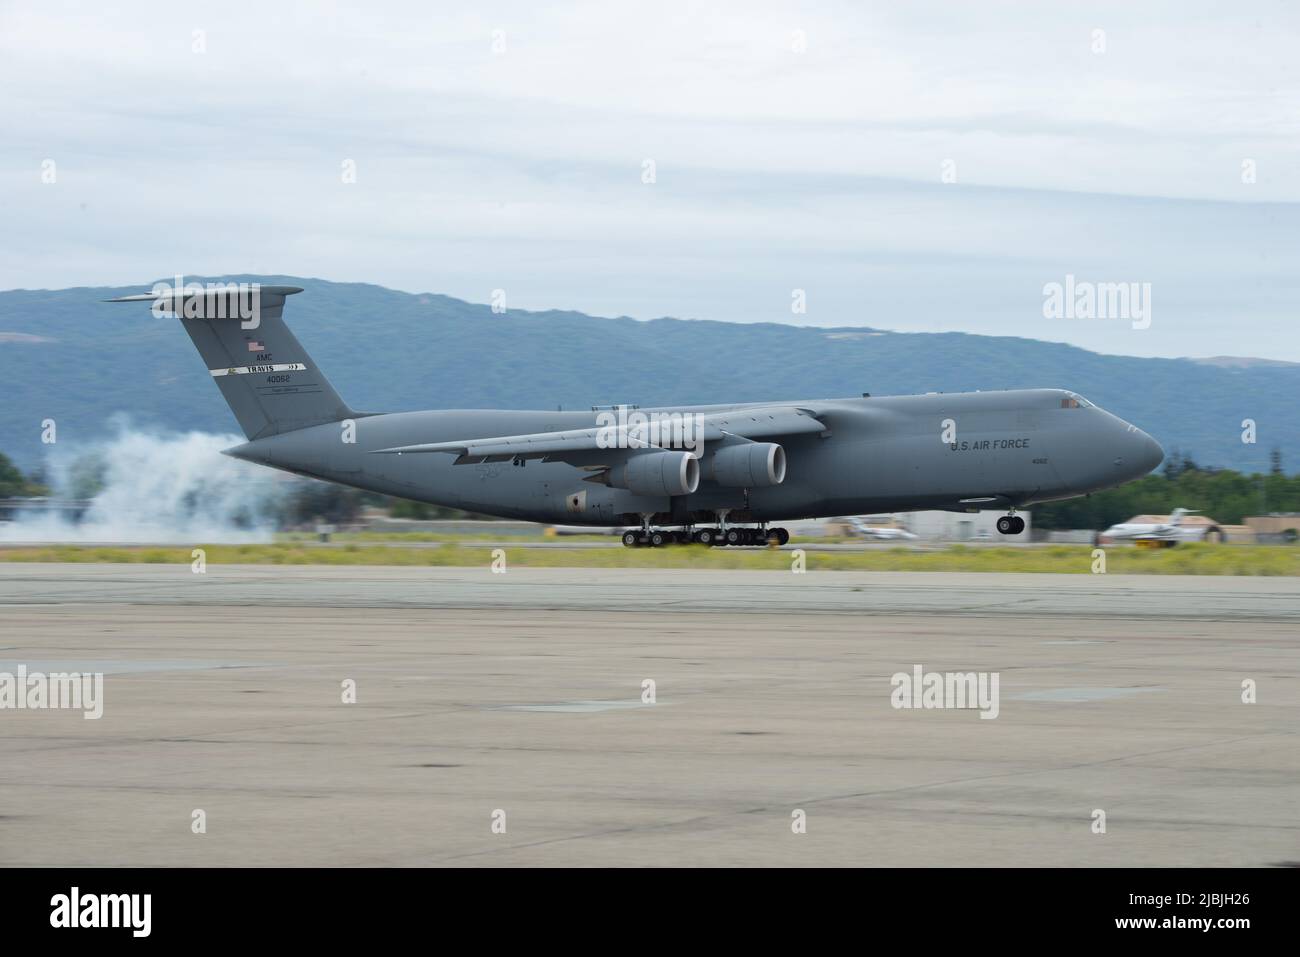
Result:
[1, 564, 1297, 866]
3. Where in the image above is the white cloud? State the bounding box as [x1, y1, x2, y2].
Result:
[0, 0, 1297, 357]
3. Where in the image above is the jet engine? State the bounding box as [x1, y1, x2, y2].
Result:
[606, 450, 700, 497]
[705, 442, 786, 488]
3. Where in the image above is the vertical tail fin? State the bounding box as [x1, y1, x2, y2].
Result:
[107, 283, 354, 439]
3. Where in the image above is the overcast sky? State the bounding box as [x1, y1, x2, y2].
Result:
[1, 1, 1297, 358]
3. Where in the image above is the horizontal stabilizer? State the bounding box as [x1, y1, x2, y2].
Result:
[105, 285, 304, 307]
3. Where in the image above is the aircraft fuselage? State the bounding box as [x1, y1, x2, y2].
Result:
[227, 388, 1163, 527]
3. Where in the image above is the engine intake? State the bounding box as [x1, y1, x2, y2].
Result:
[706, 442, 786, 488]
[607, 450, 700, 497]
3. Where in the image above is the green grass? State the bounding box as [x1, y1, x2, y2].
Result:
[0, 542, 1296, 574]
[275, 530, 619, 544]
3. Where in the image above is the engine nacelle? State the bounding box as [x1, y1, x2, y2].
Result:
[705, 442, 786, 488]
[607, 450, 700, 497]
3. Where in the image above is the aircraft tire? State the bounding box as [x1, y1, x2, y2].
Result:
[622, 531, 640, 548]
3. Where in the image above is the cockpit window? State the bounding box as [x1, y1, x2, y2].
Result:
[1061, 393, 1094, 409]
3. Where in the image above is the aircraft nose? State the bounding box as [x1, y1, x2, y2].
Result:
[1117, 424, 1163, 476]
[1138, 431, 1164, 473]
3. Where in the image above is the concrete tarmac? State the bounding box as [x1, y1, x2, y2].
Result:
[0, 564, 1296, 866]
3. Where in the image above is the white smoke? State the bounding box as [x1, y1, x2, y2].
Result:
[0, 422, 292, 544]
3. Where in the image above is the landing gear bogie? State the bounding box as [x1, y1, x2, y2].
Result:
[624, 524, 790, 548]
[706, 526, 789, 547]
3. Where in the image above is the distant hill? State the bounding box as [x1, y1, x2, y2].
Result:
[0, 276, 1294, 473]
[1188, 356, 1300, 370]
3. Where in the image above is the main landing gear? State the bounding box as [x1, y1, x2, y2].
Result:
[996, 512, 1026, 536]
[622, 525, 791, 548]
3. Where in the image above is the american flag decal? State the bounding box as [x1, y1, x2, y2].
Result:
[247, 341, 265, 352]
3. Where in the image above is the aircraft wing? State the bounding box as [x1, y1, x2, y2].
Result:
[370, 406, 827, 465]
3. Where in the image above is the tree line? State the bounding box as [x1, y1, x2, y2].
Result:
[1031, 451, 1299, 530]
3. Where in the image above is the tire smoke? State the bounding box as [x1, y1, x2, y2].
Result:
[0, 423, 290, 543]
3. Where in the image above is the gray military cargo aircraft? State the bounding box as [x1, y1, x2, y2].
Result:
[109, 284, 1164, 547]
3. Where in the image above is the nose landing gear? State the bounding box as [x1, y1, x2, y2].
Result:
[996, 513, 1025, 535]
